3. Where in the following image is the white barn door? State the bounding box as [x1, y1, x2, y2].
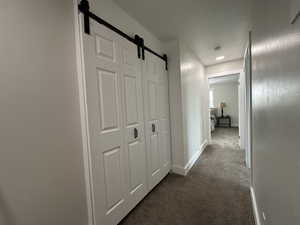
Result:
[81, 21, 147, 225]
[119, 35, 148, 208]
[143, 53, 171, 190]
[157, 65, 171, 177]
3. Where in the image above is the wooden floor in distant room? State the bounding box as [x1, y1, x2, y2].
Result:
[120, 127, 255, 225]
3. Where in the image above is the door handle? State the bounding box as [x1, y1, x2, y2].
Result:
[152, 123, 156, 133]
[134, 128, 138, 139]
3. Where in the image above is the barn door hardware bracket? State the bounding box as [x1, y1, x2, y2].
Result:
[78, 0, 168, 70]
[134, 35, 141, 59]
[140, 37, 145, 60]
[163, 54, 168, 70]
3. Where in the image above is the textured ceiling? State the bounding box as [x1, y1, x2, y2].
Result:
[114, 0, 251, 65]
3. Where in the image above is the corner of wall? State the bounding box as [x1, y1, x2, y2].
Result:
[165, 39, 185, 170]
[172, 139, 208, 176]
[167, 40, 210, 176]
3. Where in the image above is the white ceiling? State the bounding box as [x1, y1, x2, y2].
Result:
[114, 0, 251, 66]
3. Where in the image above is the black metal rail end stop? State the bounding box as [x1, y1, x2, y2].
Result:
[79, 0, 90, 34]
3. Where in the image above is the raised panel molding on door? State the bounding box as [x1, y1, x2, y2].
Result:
[143, 54, 160, 190]
[142, 53, 171, 191]
[158, 69, 171, 175]
[82, 20, 147, 225]
[119, 38, 148, 210]
[82, 21, 127, 225]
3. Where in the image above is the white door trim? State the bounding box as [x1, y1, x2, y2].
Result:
[207, 69, 242, 79]
[239, 71, 246, 150]
[73, 2, 95, 225]
[243, 41, 252, 170]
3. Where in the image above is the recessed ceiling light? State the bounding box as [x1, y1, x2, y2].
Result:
[216, 56, 225, 60]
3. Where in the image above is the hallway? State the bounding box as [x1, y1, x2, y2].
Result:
[120, 128, 254, 225]
[2, 1, 300, 224]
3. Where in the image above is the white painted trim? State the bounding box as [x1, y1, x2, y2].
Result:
[171, 165, 186, 176]
[244, 44, 252, 171]
[243, 41, 250, 68]
[172, 140, 208, 176]
[73, 3, 95, 225]
[250, 187, 261, 225]
[208, 108, 212, 143]
[184, 140, 208, 174]
[207, 69, 242, 78]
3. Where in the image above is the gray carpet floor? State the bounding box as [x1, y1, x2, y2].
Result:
[120, 127, 255, 225]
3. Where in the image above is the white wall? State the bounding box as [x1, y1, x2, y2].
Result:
[206, 58, 243, 76]
[251, 0, 300, 224]
[180, 42, 209, 166]
[210, 82, 239, 127]
[164, 40, 185, 168]
[166, 40, 209, 175]
[0, 1, 87, 225]
[88, 0, 164, 53]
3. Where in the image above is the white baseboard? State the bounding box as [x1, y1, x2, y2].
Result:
[250, 186, 261, 225]
[184, 140, 208, 174]
[171, 165, 186, 176]
[172, 139, 208, 176]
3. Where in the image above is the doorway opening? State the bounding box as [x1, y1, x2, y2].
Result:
[207, 71, 250, 168]
[208, 73, 240, 149]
